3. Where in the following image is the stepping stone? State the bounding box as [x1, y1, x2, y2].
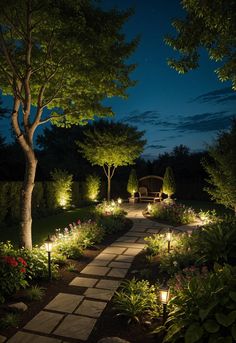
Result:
[102, 247, 127, 254]
[75, 299, 107, 318]
[124, 232, 148, 237]
[108, 261, 131, 269]
[115, 236, 138, 243]
[111, 242, 145, 249]
[115, 255, 134, 263]
[94, 253, 117, 261]
[96, 279, 121, 290]
[69, 277, 98, 287]
[45, 293, 84, 313]
[0, 336, 6, 343]
[123, 248, 142, 256]
[146, 228, 162, 234]
[80, 265, 110, 276]
[137, 237, 146, 243]
[89, 259, 109, 266]
[53, 314, 96, 341]
[24, 311, 64, 333]
[7, 332, 61, 343]
[84, 288, 114, 301]
[129, 227, 146, 232]
[107, 268, 128, 278]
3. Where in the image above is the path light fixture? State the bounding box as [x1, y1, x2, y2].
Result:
[160, 287, 170, 323]
[147, 203, 152, 213]
[166, 229, 172, 253]
[45, 235, 53, 281]
[117, 198, 122, 205]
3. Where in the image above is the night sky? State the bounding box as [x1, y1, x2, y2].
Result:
[1, 0, 236, 160]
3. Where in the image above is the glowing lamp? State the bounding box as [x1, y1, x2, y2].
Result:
[45, 235, 53, 280]
[117, 198, 122, 205]
[160, 287, 170, 304]
[166, 229, 172, 253]
[147, 203, 152, 213]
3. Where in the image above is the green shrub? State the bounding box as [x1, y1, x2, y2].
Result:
[0, 182, 9, 224]
[148, 202, 197, 225]
[50, 169, 73, 208]
[0, 312, 20, 329]
[25, 285, 45, 301]
[97, 214, 128, 235]
[96, 200, 125, 216]
[85, 174, 101, 201]
[127, 169, 138, 196]
[160, 264, 236, 343]
[8, 182, 21, 222]
[32, 182, 45, 216]
[163, 166, 176, 199]
[0, 242, 28, 303]
[52, 220, 104, 259]
[113, 278, 161, 324]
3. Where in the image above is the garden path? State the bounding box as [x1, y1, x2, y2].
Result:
[5, 204, 199, 343]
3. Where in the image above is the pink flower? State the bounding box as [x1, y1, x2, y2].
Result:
[17, 257, 27, 266]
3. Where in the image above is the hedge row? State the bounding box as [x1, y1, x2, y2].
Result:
[0, 181, 85, 226]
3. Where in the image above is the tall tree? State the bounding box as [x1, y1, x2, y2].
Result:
[202, 119, 236, 213]
[0, 0, 137, 248]
[165, 0, 236, 89]
[127, 169, 138, 196]
[77, 120, 146, 201]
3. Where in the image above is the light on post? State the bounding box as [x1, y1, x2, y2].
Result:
[45, 235, 53, 281]
[160, 287, 170, 323]
[147, 203, 152, 213]
[166, 229, 172, 253]
[117, 198, 122, 205]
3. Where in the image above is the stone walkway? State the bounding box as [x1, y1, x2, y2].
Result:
[5, 204, 200, 343]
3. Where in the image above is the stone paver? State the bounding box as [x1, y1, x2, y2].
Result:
[111, 242, 145, 249]
[102, 247, 127, 254]
[96, 279, 121, 290]
[108, 261, 131, 269]
[123, 248, 142, 256]
[69, 277, 98, 287]
[45, 293, 84, 313]
[115, 255, 135, 263]
[84, 288, 114, 301]
[94, 253, 117, 261]
[80, 265, 110, 276]
[7, 332, 61, 343]
[75, 299, 107, 318]
[24, 311, 64, 333]
[129, 227, 147, 232]
[89, 259, 109, 266]
[54, 314, 96, 341]
[124, 232, 148, 237]
[115, 236, 138, 243]
[107, 268, 128, 278]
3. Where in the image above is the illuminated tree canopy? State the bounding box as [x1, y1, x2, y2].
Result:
[77, 120, 146, 200]
[165, 0, 236, 89]
[0, 0, 137, 248]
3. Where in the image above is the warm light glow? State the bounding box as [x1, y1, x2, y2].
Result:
[166, 230, 172, 241]
[117, 198, 122, 204]
[45, 235, 53, 252]
[59, 197, 66, 207]
[147, 203, 152, 212]
[111, 200, 116, 207]
[160, 288, 170, 304]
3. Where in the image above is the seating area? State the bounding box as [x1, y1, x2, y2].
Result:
[138, 175, 163, 202]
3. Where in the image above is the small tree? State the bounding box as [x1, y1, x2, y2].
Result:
[77, 120, 146, 201]
[163, 167, 176, 200]
[127, 169, 138, 197]
[85, 174, 101, 201]
[50, 169, 73, 209]
[202, 119, 236, 213]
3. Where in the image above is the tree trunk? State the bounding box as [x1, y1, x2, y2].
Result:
[107, 166, 111, 201]
[20, 151, 37, 249]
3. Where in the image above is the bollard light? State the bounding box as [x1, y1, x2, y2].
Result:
[45, 235, 53, 280]
[147, 203, 152, 213]
[160, 287, 170, 323]
[117, 198, 122, 205]
[166, 229, 172, 253]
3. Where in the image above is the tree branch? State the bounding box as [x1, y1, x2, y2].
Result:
[111, 166, 116, 179]
[103, 165, 108, 178]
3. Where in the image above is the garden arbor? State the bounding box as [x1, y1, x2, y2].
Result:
[0, 0, 137, 248]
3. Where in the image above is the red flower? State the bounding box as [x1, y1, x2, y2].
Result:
[20, 267, 26, 273]
[3, 256, 18, 267]
[17, 257, 27, 266]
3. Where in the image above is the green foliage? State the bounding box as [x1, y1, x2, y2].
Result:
[202, 119, 236, 212]
[163, 167, 176, 198]
[85, 174, 101, 201]
[97, 214, 128, 235]
[127, 169, 138, 196]
[0, 312, 20, 329]
[113, 278, 161, 324]
[162, 265, 236, 343]
[189, 216, 236, 265]
[25, 285, 45, 301]
[96, 200, 125, 216]
[0, 182, 8, 224]
[50, 169, 73, 208]
[66, 263, 78, 273]
[148, 202, 197, 225]
[165, 0, 236, 89]
[52, 220, 104, 259]
[0, 242, 28, 303]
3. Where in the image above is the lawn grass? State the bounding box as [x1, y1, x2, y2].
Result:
[0, 206, 95, 246]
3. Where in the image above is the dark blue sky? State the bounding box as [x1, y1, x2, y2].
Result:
[1, 0, 235, 160]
